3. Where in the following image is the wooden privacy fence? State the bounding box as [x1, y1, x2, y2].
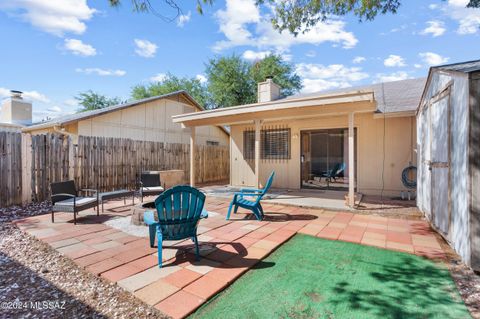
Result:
[74, 136, 229, 193]
[0, 133, 230, 206]
[30, 133, 71, 202]
[0, 132, 22, 207]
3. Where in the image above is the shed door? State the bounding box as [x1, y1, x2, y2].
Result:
[421, 107, 432, 218]
[430, 93, 451, 236]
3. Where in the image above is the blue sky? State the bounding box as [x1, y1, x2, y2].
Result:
[0, 0, 479, 121]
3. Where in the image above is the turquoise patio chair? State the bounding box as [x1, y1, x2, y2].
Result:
[226, 171, 275, 221]
[143, 185, 207, 268]
[321, 162, 346, 182]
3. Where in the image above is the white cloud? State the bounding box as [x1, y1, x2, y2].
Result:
[63, 99, 77, 107]
[213, 0, 260, 51]
[257, 17, 358, 51]
[0, 0, 96, 36]
[390, 24, 408, 33]
[421, 20, 446, 37]
[295, 63, 369, 93]
[414, 63, 423, 68]
[196, 74, 207, 84]
[305, 50, 316, 58]
[150, 73, 167, 82]
[457, 15, 480, 35]
[352, 56, 366, 64]
[47, 105, 62, 112]
[134, 39, 158, 58]
[443, 0, 480, 35]
[64, 38, 96, 56]
[177, 11, 191, 27]
[0, 88, 10, 98]
[0, 87, 49, 103]
[419, 52, 450, 66]
[33, 107, 74, 122]
[281, 53, 293, 61]
[384, 55, 406, 67]
[375, 71, 410, 82]
[429, 4, 439, 9]
[213, 0, 357, 52]
[75, 68, 126, 77]
[242, 50, 271, 61]
[23, 90, 50, 103]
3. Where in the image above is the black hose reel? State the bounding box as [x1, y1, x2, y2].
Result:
[401, 165, 417, 200]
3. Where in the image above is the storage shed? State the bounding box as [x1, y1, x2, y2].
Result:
[417, 60, 480, 270]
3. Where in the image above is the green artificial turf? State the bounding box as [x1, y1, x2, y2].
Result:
[190, 234, 470, 319]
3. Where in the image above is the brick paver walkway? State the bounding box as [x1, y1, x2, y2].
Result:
[14, 197, 446, 319]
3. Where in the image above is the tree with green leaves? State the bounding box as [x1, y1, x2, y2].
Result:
[131, 73, 211, 108]
[205, 54, 302, 108]
[250, 55, 301, 97]
[75, 90, 122, 112]
[205, 55, 256, 107]
[108, 0, 480, 35]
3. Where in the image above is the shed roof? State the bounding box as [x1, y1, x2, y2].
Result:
[433, 59, 480, 73]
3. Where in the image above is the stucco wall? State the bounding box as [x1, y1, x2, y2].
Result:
[28, 98, 228, 146]
[230, 112, 416, 196]
[417, 70, 470, 265]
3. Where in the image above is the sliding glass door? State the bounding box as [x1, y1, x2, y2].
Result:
[301, 128, 356, 190]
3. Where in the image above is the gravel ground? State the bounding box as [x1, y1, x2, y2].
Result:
[104, 216, 149, 237]
[1, 202, 479, 318]
[0, 202, 167, 319]
[438, 236, 480, 319]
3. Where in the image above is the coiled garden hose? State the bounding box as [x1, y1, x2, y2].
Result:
[401, 165, 417, 189]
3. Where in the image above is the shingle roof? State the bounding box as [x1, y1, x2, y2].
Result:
[25, 90, 202, 131]
[284, 77, 426, 114]
[434, 59, 480, 73]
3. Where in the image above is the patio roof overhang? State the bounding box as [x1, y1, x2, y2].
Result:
[175, 89, 376, 209]
[172, 90, 376, 127]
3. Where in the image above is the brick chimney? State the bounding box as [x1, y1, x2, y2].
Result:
[257, 76, 280, 103]
[0, 90, 32, 126]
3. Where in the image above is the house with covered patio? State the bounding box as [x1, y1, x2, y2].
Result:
[173, 77, 425, 208]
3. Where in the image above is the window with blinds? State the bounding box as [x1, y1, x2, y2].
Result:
[262, 128, 290, 159]
[243, 131, 255, 159]
[243, 127, 291, 160]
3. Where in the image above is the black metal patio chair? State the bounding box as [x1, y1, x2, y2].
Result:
[139, 171, 165, 202]
[50, 180, 99, 225]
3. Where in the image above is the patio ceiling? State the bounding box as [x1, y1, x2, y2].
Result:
[172, 90, 376, 127]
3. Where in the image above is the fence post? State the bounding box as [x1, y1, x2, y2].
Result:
[68, 137, 75, 180]
[21, 133, 32, 205]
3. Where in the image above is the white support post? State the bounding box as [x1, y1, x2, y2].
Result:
[190, 127, 196, 186]
[254, 119, 261, 188]
[348, 112, 355, 207]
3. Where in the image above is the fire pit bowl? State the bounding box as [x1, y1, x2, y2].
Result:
[131, 201, 156, 226]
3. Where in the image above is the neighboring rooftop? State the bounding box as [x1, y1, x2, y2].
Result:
[23, 90, 203, 132]
[284, 77, 427, 114]
[434, 59, 480, 73]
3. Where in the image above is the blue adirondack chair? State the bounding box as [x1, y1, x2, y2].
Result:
[143, 185, 207, 268]
[226, 171, 275, 221]
[321, 163, 346, 182]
